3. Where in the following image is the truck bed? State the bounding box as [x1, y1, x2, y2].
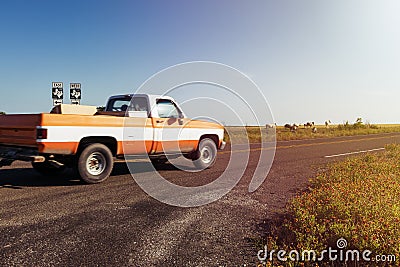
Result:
[0, 113, 151, 155]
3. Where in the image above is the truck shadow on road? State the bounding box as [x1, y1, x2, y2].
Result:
[111, 161, 180, 176]
[0, 162, 181, 189]
[0, 168, 82, 188]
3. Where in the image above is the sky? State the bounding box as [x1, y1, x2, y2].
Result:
[0, 0, 399, 125]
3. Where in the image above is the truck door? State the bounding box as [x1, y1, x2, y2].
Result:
[151, 99, 196, 154]
[123, 96, 154, 155]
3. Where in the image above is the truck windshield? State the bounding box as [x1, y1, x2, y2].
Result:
[107, 97, 149, 113]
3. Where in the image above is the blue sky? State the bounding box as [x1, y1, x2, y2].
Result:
[0, 0, 399, 124]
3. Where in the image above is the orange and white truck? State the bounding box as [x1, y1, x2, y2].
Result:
[0, 94, 226, 183]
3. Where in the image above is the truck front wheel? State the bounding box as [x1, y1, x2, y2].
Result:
[192, 138, 217, 170]
[76, 143, 114, 184]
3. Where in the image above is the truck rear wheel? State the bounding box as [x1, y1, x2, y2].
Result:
[76, 143, 113, 184]
[192, 138, 217, 170]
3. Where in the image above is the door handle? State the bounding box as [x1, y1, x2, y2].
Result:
[156, 120, 164, 123]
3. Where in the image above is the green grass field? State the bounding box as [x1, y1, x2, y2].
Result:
[224, 124, 400, 143]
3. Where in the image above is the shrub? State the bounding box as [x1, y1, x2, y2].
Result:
[335, 118, 381, 132]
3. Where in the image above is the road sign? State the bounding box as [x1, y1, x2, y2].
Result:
[70, 83, 81, 102]
[52, 82, 63, 100]
[53, 99, 63, 106]
[71, 99, 80, 105]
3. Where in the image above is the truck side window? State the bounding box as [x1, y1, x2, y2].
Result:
[131, 97, 149, 112]
[156, 99, 182, 118]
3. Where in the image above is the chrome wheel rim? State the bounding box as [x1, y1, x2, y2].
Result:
[201, 146, 213, 164]
[86, 152, 106, 176]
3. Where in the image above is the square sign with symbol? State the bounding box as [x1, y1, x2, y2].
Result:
[52, 82, 63, 100]
[70, 83, 81, 100]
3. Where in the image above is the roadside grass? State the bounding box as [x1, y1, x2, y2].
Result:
[224, 124, 400, 143]
[258, 144, 400, 266]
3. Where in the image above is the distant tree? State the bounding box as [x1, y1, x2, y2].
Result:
[0, 111, 5, 115]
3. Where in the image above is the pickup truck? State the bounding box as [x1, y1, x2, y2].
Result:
[0, 94, 226, 183]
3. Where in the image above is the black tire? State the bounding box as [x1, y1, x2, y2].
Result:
[32, 161, 66, 176]
[76, 143, 114, 184]
[192, 138, 217, 170]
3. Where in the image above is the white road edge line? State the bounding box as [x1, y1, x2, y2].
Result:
[324, 147, 385, 158]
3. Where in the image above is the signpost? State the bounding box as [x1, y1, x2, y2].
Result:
[52, 82, 63, 106]
[70, 83, 81, 105]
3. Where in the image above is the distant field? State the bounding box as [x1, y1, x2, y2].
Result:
[376, 124, 400, 128]
[225, 124, 400, 143]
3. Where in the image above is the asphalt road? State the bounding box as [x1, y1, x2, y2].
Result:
[1, 132, 399, 266]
